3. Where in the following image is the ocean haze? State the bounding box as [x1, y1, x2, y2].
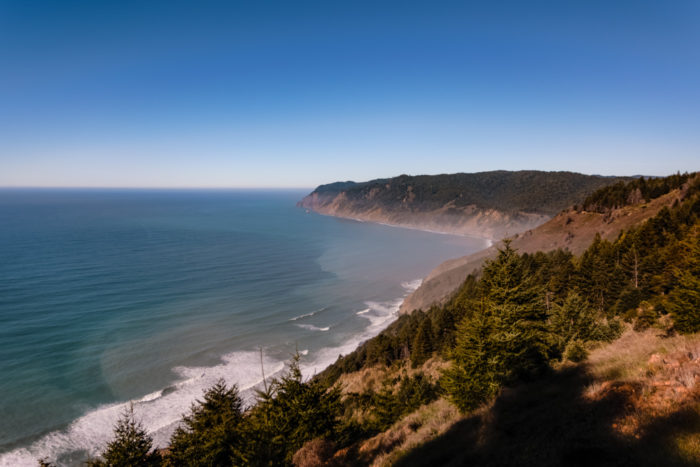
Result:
[0, 189, 485, 465]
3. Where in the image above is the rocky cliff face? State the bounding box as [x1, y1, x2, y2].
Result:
[299, 171, 629, 240]
[298, 190, 548, 239]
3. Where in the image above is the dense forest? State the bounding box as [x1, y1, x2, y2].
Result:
[306, 171, 633, 215]
[52, 173, 700, 467]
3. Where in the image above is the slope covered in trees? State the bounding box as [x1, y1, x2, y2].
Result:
[70, 173, 700, 467]
[298, 171, 633, 239]
[304, 171, 631, 215]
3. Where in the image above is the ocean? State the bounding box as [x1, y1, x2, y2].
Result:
[0, 189, 486, 465]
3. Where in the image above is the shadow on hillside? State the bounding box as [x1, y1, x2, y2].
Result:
[393, 366, 700, 467]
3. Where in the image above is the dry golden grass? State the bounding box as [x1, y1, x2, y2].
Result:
[358, 398, 462, 467]
[587, 325, 700, 384]
[334, 356, 448, 396]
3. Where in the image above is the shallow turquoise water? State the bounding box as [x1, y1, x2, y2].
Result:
[0, 189, 485, 465]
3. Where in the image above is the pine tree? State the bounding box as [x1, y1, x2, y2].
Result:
[411, 316, 434, 367]
[167, 379, 243, 466]
[241, 352, 341, 466]
[548, 291, 597, 353]
[666, 227, 700, 333]
[442, 243, 550, 413]
[441, 302, 499, 413]
[90, 404, 160, 467]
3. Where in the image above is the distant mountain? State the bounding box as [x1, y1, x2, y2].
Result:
[299, 171, 632, 239]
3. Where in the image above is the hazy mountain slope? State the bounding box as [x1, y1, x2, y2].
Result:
[299, 171, 630, 239]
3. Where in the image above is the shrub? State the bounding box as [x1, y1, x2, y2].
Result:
[564, 340, 588, 362]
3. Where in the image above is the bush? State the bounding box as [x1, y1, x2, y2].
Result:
[633, 301, 657, 331]
[563, 340, 588, 362]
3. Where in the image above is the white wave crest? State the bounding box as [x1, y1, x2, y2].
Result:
[2, 279, 422, 466]
[296, 324, 330, 332]
[401, 279, 423, 292]
[289, 307, 325, 321]
[0, 351, 285, 467]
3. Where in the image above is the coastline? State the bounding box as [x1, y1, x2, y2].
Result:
[1, 196, 485, 467]
[0, 280, 423, 467]
[305, 208, 495, 247]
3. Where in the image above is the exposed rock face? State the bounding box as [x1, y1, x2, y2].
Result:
[298, 190, 548, 239]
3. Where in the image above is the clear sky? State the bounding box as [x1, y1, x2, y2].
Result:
[1, 1, 699, 188]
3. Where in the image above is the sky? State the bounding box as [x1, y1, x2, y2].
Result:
[1, 0, 699, 188]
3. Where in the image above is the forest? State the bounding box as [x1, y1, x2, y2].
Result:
[307, 170, 633, 215]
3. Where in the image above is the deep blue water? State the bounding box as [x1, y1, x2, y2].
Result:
[0, 189, 485, 465]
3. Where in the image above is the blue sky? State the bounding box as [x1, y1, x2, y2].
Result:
[1, 1, 699, 188]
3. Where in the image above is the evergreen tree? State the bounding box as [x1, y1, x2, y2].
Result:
[548, 291, 597, 353]
[411, 315, 434, 367]
[241, 353, 342, 466]
[167, 379, 243, 466]
[666, 227, 700, 333]
[441, 302, 499, 413]
[90, 404, 161, 467]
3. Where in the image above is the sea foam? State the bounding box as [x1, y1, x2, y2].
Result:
[0, 279, 422, 467]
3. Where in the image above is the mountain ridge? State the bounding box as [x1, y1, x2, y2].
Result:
[299, 171, 632, 239]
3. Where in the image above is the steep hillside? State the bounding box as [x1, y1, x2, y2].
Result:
[344, 328, 700, 467]
[299, 171, 630, 239]
[400, 179, 692, 314]
[82, 173, 700, 467]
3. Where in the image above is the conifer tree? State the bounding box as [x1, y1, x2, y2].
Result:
[90, 404, 161, 467]
[441, 301, 499, 413]
[167, 379, 243, 466]
[666, 227, 700, 333]
[548, 291, 597, 353]
[242, 353, 341, 466]
[411, 316, 434, 367]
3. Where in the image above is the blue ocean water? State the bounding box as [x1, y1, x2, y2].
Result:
[0, 189, 485, 465]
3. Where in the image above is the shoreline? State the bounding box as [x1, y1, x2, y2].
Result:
[0, 280, 422, 467]
[305, 209, 495, 247]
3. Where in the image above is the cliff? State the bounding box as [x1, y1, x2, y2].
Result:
[298, 171, 630, 240]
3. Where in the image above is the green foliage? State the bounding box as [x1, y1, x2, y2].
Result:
[366, 373, 438, 431]
[167, 380, 243, 466]
[549, 291, 597, 353]
[90, 405, 161, 467]
[240, 353, 342, 466]
[633, 301, 657, 331]
[442, 243, 550, 413]
[563, 339, 588, 362]
[581, 172, 691, 212]
[667, 270, 700, 333]
[411, 316, 434, 367]
[441, 303, 501, 412]
[665, 227, 700, 333]
[311, 171, 632, 215]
